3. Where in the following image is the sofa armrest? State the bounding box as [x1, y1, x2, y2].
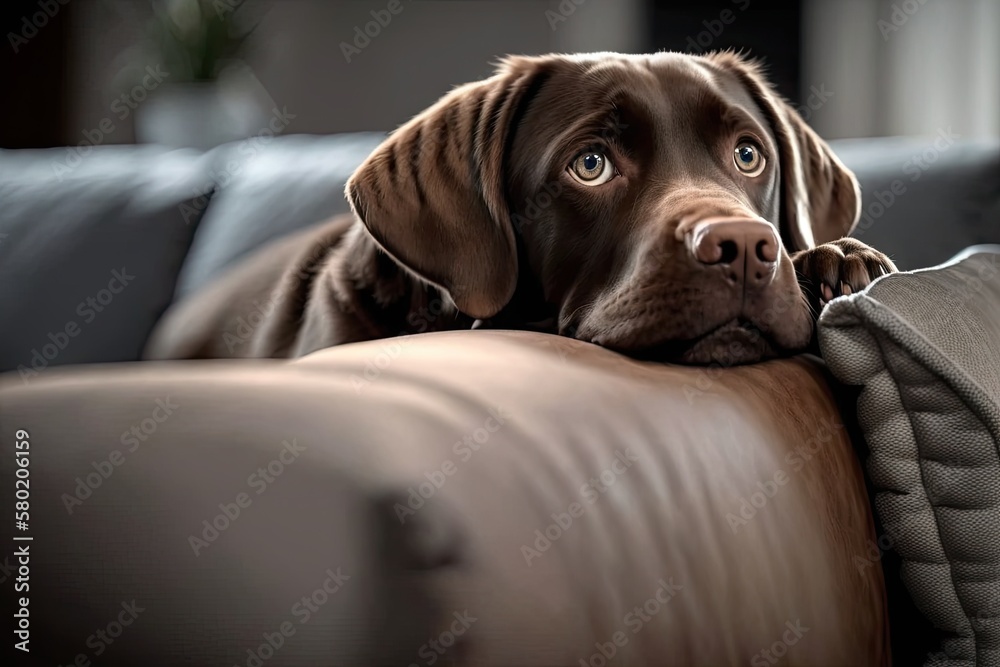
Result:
[0, 331, 887, 666]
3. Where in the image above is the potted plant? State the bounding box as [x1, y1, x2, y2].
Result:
[117, 0, 272, 149]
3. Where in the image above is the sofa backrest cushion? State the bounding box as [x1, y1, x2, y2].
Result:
[833, 137, 1000, 271]
[0, 145, 212, 377]
[172, 132, 385, 300]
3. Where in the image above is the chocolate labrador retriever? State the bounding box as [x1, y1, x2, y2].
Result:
[146, 51, 896, 365]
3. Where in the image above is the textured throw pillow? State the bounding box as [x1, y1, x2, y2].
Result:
[819, 246, 1000, 667]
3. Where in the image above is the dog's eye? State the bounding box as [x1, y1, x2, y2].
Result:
[733, 141, 765, 176]
[568, 151, 615, 186]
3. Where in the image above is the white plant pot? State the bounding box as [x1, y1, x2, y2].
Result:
[134, 66, 275, 150]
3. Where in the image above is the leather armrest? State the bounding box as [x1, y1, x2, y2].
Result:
[0, 331, 887, 666]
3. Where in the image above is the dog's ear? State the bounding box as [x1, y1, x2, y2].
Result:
[346, 57, 550, 319]
[706, 51, 861, 251]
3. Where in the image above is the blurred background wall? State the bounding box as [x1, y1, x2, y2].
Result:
[1, 0, 998, 150]
[803, 0, 1000, 139]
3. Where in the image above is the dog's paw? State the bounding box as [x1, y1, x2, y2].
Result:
[793, 238, 897, 309]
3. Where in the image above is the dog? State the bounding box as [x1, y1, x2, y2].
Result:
[145, 51, 896, 365]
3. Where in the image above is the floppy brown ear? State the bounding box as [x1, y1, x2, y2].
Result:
[705, 51, 861, 251]
[345, 57, 550, 319]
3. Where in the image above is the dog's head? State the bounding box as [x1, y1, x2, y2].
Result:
[346, 51, 860, 364]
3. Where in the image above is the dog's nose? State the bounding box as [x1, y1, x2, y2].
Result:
[688, 218, 779, 288]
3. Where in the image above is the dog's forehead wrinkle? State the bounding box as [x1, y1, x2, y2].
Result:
[648, 55, 723, 95]
[532, 57, 742, 156]
[560, 55, 663, 106]
[562, 104, 625, 142]
[653, 176, 756, 216]
[646, 57, 768, 130]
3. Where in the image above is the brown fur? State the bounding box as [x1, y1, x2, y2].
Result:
[146, 51, 895, 364]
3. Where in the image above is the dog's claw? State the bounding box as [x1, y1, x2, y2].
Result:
[793, 238, 897, 317]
